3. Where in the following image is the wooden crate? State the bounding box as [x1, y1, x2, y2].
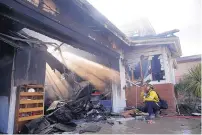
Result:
[15, 84, 44, 133]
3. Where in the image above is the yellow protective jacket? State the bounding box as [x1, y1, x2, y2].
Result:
[140, 89, 159, 103]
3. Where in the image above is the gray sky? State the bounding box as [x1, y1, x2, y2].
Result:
[88, 0, 202, 56]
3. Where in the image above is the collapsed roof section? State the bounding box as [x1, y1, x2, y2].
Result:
[120, 18, 156, 38]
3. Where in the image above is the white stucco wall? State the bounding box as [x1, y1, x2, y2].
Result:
[163, 47, 176, 84]
[125, 46, 176, 84]
[118, 53, 126, 111]
[7, 87, 17, 134]
[112, 52, 126, 113]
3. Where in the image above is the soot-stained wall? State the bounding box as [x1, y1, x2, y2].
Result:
[0, 43, 14, 133]
[0, 63, 12, 133]
[0, 62, 13, 96]
[14, 48, 46, 86]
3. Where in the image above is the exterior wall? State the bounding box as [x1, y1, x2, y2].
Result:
[175, 60, 201, 83]
[126, 83, 176, 114]
[163, 47, 176, 84]
[0, 50, 13, 133]
[124, 46, 178, 115]
[118, 52, 127, 111]
[0, 96, 9, 133]
[14, 48, 46, 86]
[125, 46, 176, 84]
[0, 59, 13, 96]
[7, 87, 17, 134]
[7, 48, 47, 134]
[112, 52, 126, 112]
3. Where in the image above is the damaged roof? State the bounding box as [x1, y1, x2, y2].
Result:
[119, 18, 156, 38]
[0, 0, 129, 58]
[73, 0, 130, 45]
[0, 0, 182, 59]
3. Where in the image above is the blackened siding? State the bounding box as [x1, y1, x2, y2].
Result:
[14, 48, 46, 86]
[0, 62, 13, 96]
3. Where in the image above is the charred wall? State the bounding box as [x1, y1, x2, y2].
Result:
[0, 43, 14, 133]
[0, 42, 14, 96]
[0, 62, 13, 96]
[14, 48, 46, 86]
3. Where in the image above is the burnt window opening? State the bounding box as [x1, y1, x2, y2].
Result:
[131, 54, 165, 82]
[151, 55, 165, 82]
[133, 58, 150, 80]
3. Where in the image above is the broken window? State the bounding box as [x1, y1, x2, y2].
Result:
[151, 54, 165, 81]
[133, 58, 150, 80]
[132, 54, 165, 82]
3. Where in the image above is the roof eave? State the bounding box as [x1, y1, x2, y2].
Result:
[130, 37, 182, 58]
[74, 0, 130, 46]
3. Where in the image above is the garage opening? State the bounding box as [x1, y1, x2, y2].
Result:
[18, 28, 118, 108]
[0, 24, 121, 133]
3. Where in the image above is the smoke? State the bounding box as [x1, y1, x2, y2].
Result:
[50, 49, 120, 91]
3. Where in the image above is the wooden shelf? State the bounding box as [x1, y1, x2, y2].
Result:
[15, 84, 45, 133]
[19, 107, 44, 113]
[18, 114, 43, 122]
[20, 92, 44, 96]
[20, 100, 43, 104]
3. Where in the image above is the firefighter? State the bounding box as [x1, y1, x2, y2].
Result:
[141, 84, 161, 120]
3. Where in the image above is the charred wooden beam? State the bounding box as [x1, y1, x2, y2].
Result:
[0, 1, 120, 58]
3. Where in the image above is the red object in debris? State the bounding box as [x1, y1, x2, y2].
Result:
[91, 91, 101, 96]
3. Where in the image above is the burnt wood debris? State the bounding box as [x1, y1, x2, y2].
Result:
[20, 81, 110, 134]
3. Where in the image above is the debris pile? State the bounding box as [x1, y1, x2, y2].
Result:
[20, 83, 109, 134]
[122, 108, 148, 118]
[177, 104, 201, 116]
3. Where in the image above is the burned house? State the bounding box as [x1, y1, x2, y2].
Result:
[0, 0, 130, 133]
[0, 0, 182, 134]
[122, 19, 182, 114]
